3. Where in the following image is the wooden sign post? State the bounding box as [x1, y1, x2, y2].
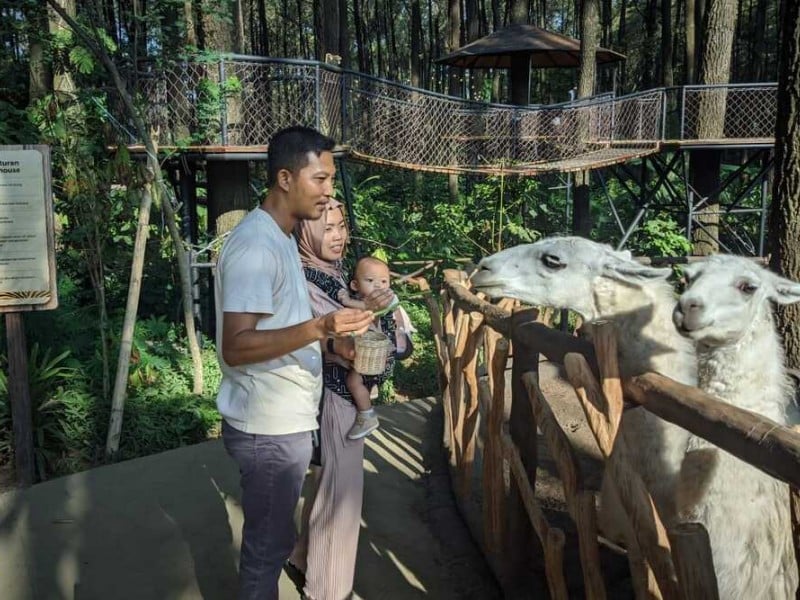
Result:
[0, 145, 57, 486]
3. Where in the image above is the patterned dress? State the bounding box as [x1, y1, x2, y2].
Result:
[303, 266, 397, 402]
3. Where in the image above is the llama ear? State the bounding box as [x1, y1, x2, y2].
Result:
[767, 273, 800, 305]
[615, 248, 633, 261]
[602, 257, 672, 283]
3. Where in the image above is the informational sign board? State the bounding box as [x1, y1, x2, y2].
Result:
[0, 145, 57, 312]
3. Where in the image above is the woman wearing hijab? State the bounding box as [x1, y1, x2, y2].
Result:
[290, 199, 413, 600]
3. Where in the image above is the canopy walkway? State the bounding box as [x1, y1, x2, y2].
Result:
[131, 56, 776, 176]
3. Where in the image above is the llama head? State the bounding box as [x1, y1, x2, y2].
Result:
[471, 236, 672, 321]
[673, 255, 800, 347]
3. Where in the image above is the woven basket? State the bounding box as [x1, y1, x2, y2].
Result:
[353, 330, 392, 375]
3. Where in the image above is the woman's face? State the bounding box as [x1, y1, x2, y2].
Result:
[318, 210, 348, 261]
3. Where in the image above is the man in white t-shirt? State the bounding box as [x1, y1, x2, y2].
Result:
[215, 126, 374, 600]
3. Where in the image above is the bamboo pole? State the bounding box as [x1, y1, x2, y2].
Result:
[501, 432, 569, 600]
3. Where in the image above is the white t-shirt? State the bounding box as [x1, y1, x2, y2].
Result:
[215, 208, 322, 435]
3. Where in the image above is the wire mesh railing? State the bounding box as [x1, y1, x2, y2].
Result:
[129, 56, 777, 174]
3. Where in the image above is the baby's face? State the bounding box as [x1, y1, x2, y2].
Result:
[353, 262, 391, 297]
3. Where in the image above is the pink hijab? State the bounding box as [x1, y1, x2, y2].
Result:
[295, 199, 348, 279]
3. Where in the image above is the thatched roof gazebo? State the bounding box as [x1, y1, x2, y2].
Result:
[435, 23, 625, 104]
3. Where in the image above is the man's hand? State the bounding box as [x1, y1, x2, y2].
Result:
[321, 308, 374, 338]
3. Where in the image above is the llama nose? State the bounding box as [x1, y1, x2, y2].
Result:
[682, 297, 704, 313]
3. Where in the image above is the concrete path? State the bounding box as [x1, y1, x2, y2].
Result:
[0, 398, 499, 599]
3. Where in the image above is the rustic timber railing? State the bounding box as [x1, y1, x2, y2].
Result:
[128, 56, 777, 176]
[426, 268, 800, 598]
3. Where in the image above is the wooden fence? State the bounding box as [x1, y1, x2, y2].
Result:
[416, 268, 800, 599]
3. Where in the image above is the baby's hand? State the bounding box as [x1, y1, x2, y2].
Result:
[337, 289, 350, 303]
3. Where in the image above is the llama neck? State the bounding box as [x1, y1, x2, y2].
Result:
[697, 311, 792, 424]
[594, 279, 696, 385]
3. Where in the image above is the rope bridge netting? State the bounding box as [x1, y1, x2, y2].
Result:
[131, 56, 777, 175]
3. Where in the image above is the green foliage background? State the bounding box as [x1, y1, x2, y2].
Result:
[0, 11, 770, 483]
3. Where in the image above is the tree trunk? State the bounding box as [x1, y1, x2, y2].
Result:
[233, 0, 245, 53]
[256, 0, 268, 54]
[508, 0, 529, 104]
[618, 0, 628, 89]
[354, 0, 367, 72]
[753, 0, 768, 80]
[574, 0, 600, 238]
[661, 0, 674, 86]
[48, 0, 76, 97]
[410, 0, 423, 87]
[690, 0, 737, 255]
[338, 0, 349, 67]
[25, 2, 52, 103]
[184, 0, 197, 47]
[448, 0, 461, 200]
[770, 0, 800, 369]
[643, 0, 658, 89]
[207, 162, 251, 237]
[686, 0, 696, 82]
[316, 0, 340, 60]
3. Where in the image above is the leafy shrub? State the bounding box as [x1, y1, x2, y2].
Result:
[0, 345, 99, 479]
[115, 394, 220, 460]
[388, 297, 440, 402]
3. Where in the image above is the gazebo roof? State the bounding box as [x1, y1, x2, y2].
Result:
[435, 23, 626, 69]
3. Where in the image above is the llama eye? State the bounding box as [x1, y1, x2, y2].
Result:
[737, 281, 758, 295]
[542, 254, 565, 270]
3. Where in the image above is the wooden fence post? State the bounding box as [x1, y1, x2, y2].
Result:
[459, 312, 484, 498]
[482, 333, 509, 554]
[6, 312, 34, 487]
[504, 307, 541, 591]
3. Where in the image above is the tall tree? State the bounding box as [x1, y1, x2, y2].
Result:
[661, 0, 674, 86]
[508, 0, 529, 105]
[410, 0, 423, 87]
[689, 0, 737, 255]
[573, 0, 599, 237]
[447, 0, 461, 200]
[48, 0, 76, 97]
[25, 3, 51, 102]
[770, 0, 800, 369]
[316, 0, 340, 59]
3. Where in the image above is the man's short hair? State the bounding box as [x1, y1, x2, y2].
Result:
[267, 126, 336, 185]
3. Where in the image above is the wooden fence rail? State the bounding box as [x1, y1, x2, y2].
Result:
[418, 269, 800, 598]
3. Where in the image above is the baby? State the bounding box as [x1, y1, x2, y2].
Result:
[337, 256, 401, 440]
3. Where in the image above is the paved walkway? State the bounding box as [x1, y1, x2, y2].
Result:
[0, 398, 500, 599]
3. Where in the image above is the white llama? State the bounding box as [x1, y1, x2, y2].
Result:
[672, 254, 800, 599]
[471, 236, 695, 534]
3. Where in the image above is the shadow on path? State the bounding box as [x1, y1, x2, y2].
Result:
[0, 397, 500, 599]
